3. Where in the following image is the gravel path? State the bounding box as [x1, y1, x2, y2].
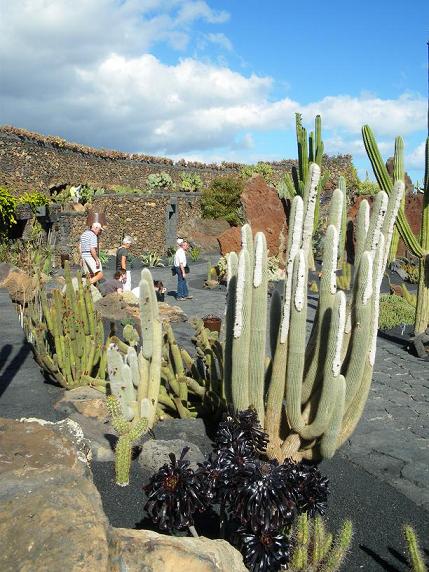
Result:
[1, 265, 428, 570]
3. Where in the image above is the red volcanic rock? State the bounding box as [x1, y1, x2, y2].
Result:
[217, 175, 287, 257]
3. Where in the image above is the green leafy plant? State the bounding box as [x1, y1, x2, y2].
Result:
[379, 294, 415, 330]
[16, 191, 49, 211]
[201, 176, 244, 226]
[141, 251, 165, 267]
[179, 172, 202, 192]
[355, 174, 380, 196]
[0, 187, 17, 237]
[110, 185, 148, 195]
[189, 245, 201, 262]
[240, 162, 275, 184]
[98, 250, 109, 265]
[402, 263, 419, 284]
[147, 172, 174, 191]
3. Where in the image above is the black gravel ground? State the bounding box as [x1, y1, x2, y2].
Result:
[1, 285, 428, 571]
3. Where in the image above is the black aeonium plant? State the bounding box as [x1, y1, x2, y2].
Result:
[143, 408, 329, 572]
[144, 447, 207, 532]
[234, 526, 291, 572]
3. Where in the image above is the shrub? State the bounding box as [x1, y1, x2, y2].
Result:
[179, 172, 202, 192]
[356, 175, 379, 196]
[0, 187, 17, 237]
[147, 172, 174, 191]
[379, 294, 415, 330]
[201, 176, 244, 226]
[110, 185, 148, 195]
[16, 192, 48, 211]
[402, 263, 419, 284]
[189, 245, 201, 262]
[240, 162, 274, 184]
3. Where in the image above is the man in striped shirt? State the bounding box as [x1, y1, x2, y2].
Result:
[80, 222, 104, 284]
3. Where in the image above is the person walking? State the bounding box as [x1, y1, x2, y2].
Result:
[80, 222, 104, 285]
[116, 235, 133, 292]
[174, 238, 192, 301]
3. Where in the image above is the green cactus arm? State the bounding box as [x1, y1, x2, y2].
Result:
[265, 196, 304, 449]
[114, 436, 133, 486]
[299, 290, 346, 440]
[231, 248, 252, 411]
[301, 163, 321, 259]
[128, 417, 148, 441]
[165, 322, 185, 377]
[302, 224, 339, 403]
[285, 250, 307, 433]
[415, 138, 429, 334]
[248, 232, 268, 423]
[320, 519, 353, 572]
[319, 374, 346, 459]
[403, 525, 427, 572]
[341, 252, 373, 407]
[312, 515, 327, 566]
[362, 125, 423, 257]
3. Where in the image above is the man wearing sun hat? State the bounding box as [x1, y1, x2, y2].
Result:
[79, 221, 104, 285]
[174, 237, 193, 301]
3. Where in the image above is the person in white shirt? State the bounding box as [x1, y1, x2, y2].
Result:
[79, 222, 104, 284]
[174, 238, 192, 300]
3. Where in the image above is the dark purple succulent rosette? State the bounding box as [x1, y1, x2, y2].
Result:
[144, 447, 208, 532]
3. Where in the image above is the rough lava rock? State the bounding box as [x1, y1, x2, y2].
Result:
[139, 439, 205, 473]
[217, 174, 287, 257]
[0, 417, 245, 572]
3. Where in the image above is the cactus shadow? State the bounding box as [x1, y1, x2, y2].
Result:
[360, 545, 401, 571]
[0, 343, 30, 398]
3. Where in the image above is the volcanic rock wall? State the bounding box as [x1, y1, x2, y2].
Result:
[0, 126, 356, 194]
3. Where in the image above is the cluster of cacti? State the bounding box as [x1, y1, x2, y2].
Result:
[363, 126, 429, 334]
[106, 395, 148, 486]
[107, 268, 162, 430]
[160, 319, 224, 419]
[403, 525, 427, 572]
[224, 162, 404, 461]
[23, 262, 107, 390]
[289, 513, 353, 572]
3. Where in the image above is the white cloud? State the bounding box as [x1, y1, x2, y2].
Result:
[206, 33, 233, 51]
[406, 141, 426, 170]
[302, 93, 426, 136]
[0, 0, 426, 164]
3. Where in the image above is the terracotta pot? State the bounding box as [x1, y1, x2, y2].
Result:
[203, 316, 222, 333]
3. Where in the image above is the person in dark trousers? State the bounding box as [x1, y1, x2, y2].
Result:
[116, 235, 133, 291]
[174, 238, 192, 301]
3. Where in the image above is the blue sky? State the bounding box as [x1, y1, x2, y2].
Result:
[0, 0, 427, 183]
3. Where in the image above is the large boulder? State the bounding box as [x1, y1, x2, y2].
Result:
[110, 528, 247, 572]
[217, 175, 287, 257]
[178, 217, 229, 254]
[0, 417, 110, 571]
[0, 417, 246, 572]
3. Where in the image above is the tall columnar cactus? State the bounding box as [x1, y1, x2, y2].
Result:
[106, 395, 148, 486]
[24, 262, 107, 390]
[363, 126, 429, 334]
[224, 163, 403, 461]
[107, 268, 162, 429]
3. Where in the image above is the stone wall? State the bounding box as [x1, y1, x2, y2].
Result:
[51, 192, 202, 258]
[0, 126, 357, 195]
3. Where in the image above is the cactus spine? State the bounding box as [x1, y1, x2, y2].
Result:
[224, 166, 403, 461]
[363, 126, 429, 334]
[24, 262, 106, 390]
